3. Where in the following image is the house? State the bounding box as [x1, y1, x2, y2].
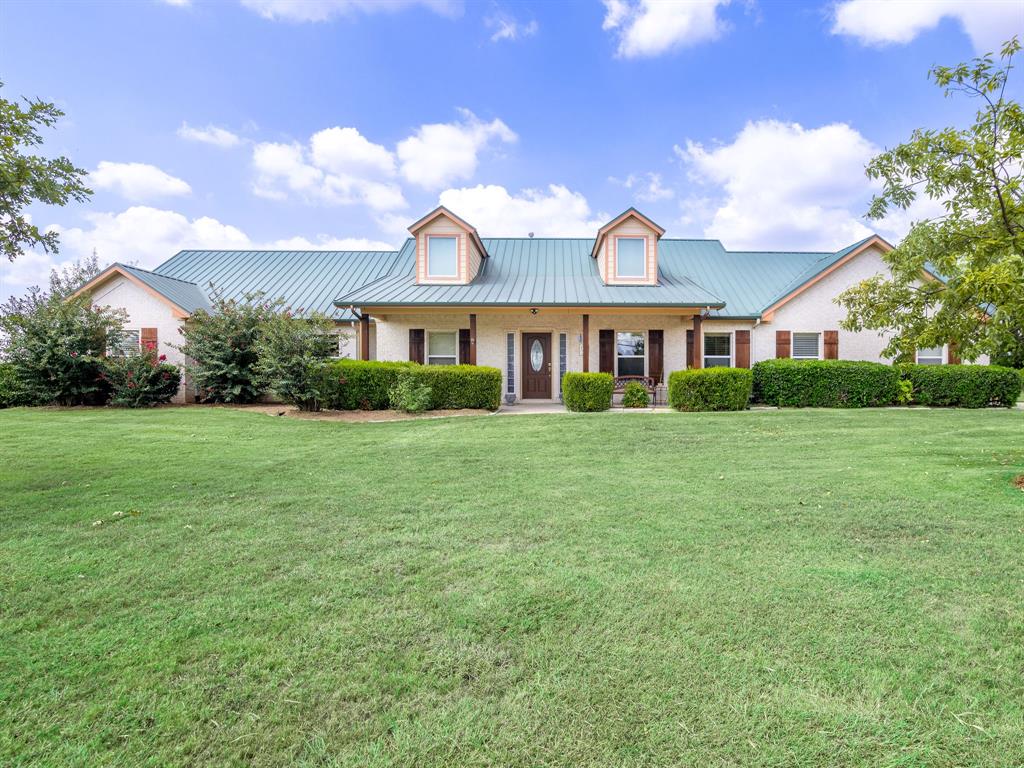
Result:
[73, 205, 968, 404]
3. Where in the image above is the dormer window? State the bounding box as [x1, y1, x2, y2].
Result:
[615, 237, 646, 279]
[427, 235, 458, 279]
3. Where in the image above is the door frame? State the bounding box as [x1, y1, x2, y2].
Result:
[521, 331, 553, 399]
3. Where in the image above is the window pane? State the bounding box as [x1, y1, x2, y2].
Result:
[616, 238, 645, 277]
[427, 237, 457, 277]
[618, 357, 644, 376]
[793, 332, 820, 358]
[111, 329, 139, 357]
[704, 333, 730, 357]
[917, 346, 943, 365]
[616, 331, 644, 357]
[704, 356, 731, 368]
[428, 331, 456, 357]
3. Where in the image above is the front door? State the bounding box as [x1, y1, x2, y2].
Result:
[522, 332, 552, 399]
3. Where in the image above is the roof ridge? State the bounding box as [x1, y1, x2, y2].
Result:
[123, 263, 201, 286]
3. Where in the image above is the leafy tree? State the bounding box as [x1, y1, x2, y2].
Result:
[175, 290, 277, 403]
[839, 38, 1023, 362]
[253, 311, 340, 411]
[102, 349, 182, 408]
[1, 82, 92, 261]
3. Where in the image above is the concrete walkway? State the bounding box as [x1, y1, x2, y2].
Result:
[495, 402, 568, 415]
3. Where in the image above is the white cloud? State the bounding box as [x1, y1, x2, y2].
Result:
[239, 0, 462, 22]
[310, 126, 396, 177]
[832, 0, 1023, 53]
[676, 120, 880, 250]
[397, 109, 517, 189]
[161, 0, 191, 6]
[437, 184, 607, 237]
[177, 122, 241, 148]
[602, 0, 730, 58]
[89, 161, 192, 201]
[268, 235, 396, 250]
[610, 172, 674, 202]
[486, 12, 539, 42]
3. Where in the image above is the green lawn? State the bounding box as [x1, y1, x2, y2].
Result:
[2, 407, 1023, 767]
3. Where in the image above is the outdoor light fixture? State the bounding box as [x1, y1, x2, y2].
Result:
[530, 307, 538, 315]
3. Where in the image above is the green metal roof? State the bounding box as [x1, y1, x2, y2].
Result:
[153, 249, 403, 320]
[116, 263, 212, 314]
[336, 238, 726, 308]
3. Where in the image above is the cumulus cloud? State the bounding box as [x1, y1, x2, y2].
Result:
[89, 161, 192, 201]
[832, 0, 1023, 53]
[602, 0, 730, 58]
[310, 126, 397, 177]
[397, 109, 517, 189]
[436, 184, 607, 237]
[267, 235, 396, 250]
[239, 0, 462, 22]
[486, 12, 538, 42]
[177, 122, 242, 148]
[610, 172, 674, 203]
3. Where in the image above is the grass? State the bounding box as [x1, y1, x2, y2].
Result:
[2, 406, 1023, 767]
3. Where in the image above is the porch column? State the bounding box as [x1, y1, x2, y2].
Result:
[360, 313, 370, 360]
[582, 314, 590, 372]
[691, 313, 702, 369]
[469, 313, 477, 365]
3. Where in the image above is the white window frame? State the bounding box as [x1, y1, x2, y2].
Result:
[916, 345, 944, 365]
[614, 236, 647, 279]
[426, 330, 458, 366]
[792, 331, 822, 360]
[109, 328, 141, 357]
[426, 235, 459, 280]
[703, 331, 732, 368]
[615, 330, 646, 377]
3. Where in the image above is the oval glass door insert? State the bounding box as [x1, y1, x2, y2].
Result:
[530, 339, 544, 371]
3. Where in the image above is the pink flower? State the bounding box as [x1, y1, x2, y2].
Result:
[158, 354, 166, 362]
[70, 351, 78, 358]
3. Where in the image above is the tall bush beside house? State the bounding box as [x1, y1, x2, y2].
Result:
[319, 360, 416, 410]
[176, 291, 277, 403]
[403, 365, 502, 410]
[752, 360, 900, 408]
[898, 364, 1021, 408]
[102, 351, 181, 407]
[669, 368, 752, 411]
[562, 372, 613, 412]
[254, 312, 337, 411]
[0, 293, 124, 405]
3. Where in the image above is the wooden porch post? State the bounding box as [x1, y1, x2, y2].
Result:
[469, 313, 477, 365]
[360, 313, 370, 361]
[691, 313, 702, 369]
[582, 314, 590, 372]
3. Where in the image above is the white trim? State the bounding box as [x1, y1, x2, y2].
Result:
[613, 236, 648, 280]
[791, 331, 822, 360]
[703, 330, 733, 368]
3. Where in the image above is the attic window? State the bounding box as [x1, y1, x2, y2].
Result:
[427, 236, 458, 278]
[615, 237, 646, 278]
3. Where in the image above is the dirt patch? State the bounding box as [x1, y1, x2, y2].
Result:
[1013, 475, 1024, 491]
[230, 404, 493, 423]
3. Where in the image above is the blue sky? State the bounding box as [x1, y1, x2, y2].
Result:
[1, 0, 1021, 299]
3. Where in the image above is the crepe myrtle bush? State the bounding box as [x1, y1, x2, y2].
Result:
[253, 311, 339, 412]
[102, 351, 181, 408]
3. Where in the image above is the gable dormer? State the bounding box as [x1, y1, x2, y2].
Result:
[409, 206, 488, 285]
[591, 208, 664, 286]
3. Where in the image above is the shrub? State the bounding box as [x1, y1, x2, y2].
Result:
[176, 291, 277, 403]
[0, 362, 31, 407]
[401, 365, 502, 410]
[254, 312, 338, 411]
[621, 381, 650, 408]
[319, 360, 417, 410]
[668, 368, 752, 411]
[898, 363, 1022, 408]
[752, 359, 900, 408]
[389, 375, 433, 413]
[562, 372, 613, 412]
[102, 351, 181, 407]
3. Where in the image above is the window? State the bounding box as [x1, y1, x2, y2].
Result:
[792, 332, 821, 360]
[917, 346, 944, 365]
[615, 237, 646, 278]
[703, 332, 731, 367]
[616, 331, 645, 376]
[427, 331, 457, 365]
[427, 236, 458, 278]
[109, 329, 140, 357]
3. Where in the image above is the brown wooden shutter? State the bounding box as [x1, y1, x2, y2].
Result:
[735, 330, 751, 368]
[141, 327, 158, 355]
[599, 329, 615, 374]
[686, 330, 694, 369]
[409, 329, 424, 363]
[648, 329, 664, 383]
[824, 330, 839, 360]
[458, 328, 471, 364]
[775, 330, 791, 358]
[948, 341, 960, 364]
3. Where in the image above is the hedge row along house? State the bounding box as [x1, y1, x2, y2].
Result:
[73, 206, 979, 404]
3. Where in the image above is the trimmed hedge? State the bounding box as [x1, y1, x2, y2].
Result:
[621, 380, 650, 408]
[753, 359, 900, 408]
[669, 368, 752, 411]
[400, 365, 502, 410]
[899, 363, 1022, 408]
[562, 372, 613, 412]
[0, 363, 31, 408]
